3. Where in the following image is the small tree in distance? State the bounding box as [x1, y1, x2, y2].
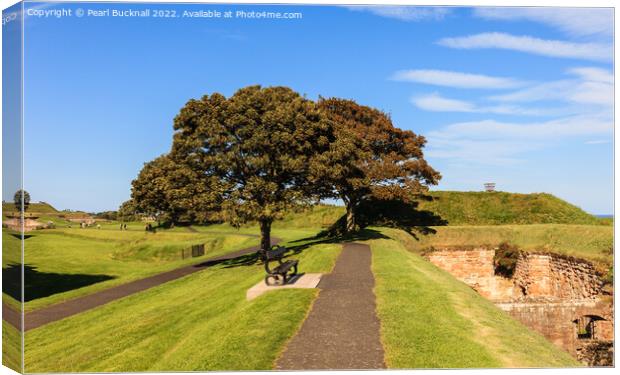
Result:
[13, 189, 31, 213]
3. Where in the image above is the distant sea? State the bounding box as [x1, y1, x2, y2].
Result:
[596, 214, 614, 219]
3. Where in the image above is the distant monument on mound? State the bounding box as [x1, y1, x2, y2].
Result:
[484, 182, 496, 192]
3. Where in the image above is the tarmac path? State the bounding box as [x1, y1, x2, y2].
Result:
[275, 242, 385, 370]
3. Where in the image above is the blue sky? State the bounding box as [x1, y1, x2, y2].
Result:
[8, 2, 614, 213]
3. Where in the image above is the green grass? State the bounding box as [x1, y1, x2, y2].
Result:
[277, 204, 345, 229]
[2, 201, 59, 216]
[2, 228, 22, 310]
[2, 321, 22, 373]
[23, 241, 342, 372]
[420, 191, 602, 225]
[3, 226, 259, 311]
[370, 228, 580, 368]
[400, 224, 613, 269]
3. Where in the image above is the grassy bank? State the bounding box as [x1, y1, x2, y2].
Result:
[396, 224, 613, 269]
[24, 241, 341, 372]
[2, 321, 21, 372]
[420, 191, 602, 225]
[370, 228, 580, 368]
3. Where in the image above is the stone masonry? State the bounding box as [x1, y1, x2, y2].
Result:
[425, 248, 613, 364]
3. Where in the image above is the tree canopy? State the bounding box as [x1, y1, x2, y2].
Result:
[131, 154, 220, 225]
[317, 97, 441, 233]
[171, 85, 339, 253]
[131, 86, 440, 253]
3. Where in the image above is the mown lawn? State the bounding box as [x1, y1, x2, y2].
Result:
[370, 228, 581, 368]
[23, 242, 342, 372]
[3, 226, 259, 311]
[2, 320, 21, 372]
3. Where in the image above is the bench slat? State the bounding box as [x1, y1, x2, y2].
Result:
[272, 260, 298, 274]
[265, 246, 288, 259]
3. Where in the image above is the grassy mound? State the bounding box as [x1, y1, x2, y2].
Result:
[419, 191, 601, 225]
[276, 204, 345, 229]
[269, 191, 604, 229]
[371, 228, 580, 368]
[2, 201, 59, 216]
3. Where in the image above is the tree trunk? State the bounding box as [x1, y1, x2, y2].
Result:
[259, 219, 272, 257]
[345, 201, 356, 234]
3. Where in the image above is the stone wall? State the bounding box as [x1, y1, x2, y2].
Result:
[2, 218, 44, 232]
[426, 249, 604, 302]
[513, 253, 603, 301]
[425, 247, 613, 364]
[426, 249, 519, 301]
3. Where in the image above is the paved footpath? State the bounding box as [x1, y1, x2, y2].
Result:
[2, 237, 279, 331]
[276, 243, 385, 370]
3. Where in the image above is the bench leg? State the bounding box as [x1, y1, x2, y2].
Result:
[265, 275, 282, 286]
[287, 264, 298, 278]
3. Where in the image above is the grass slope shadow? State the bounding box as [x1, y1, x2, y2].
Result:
[2, 263, 115, 302]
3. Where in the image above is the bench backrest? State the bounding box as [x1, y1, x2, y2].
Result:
[265, 246, 287, 260]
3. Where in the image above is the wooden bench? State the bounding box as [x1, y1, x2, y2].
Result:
[264, 245, 299, 286]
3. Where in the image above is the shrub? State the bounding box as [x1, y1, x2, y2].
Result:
[494, 242, 521, 278]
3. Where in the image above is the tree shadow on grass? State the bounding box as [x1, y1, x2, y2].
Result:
[218, 197, 446, 270]
[9, 233, 34, 240]
[319, 197, 447, 240]
[219, 229, 388, 269]
[2, 263, 116, 302]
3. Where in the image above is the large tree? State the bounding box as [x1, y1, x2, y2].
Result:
[317, 97, 441, 233]
[171, 85, 337, 254]
[131, 154, 221, 225]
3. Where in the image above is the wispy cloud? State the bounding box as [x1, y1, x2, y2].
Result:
[585, 140, 611, 145]
[430, 116, 612, 140]
[438, 32, 612, 62]
[412, 93, 475, 112]
[426, 115, 613, 165]
[347, 6, 451, 21]
[490, 67, 613, 107]
[473, 8, 613, 38]
[411, 93, 570, 116]
[391, 69, 524, 89]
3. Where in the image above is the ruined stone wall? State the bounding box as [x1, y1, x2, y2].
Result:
[513, 253, 603, 300]
[425, 248, 613, 364]
[426, 249, 605, 302]
[426, 249, 519, 301]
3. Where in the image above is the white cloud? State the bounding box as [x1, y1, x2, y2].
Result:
[426, 115, 613, 165]
[438, 32, 612, 62]
[347, 6, 451, 21]
[490, 67, 613, 107]
[431, 116, 612, 140]
[412, 93, 475, 112]
[585, 140, 611, 145]
[473, 8, 613, 38]
[567, 67, 613, 83]
[391, 69, 524, 89]
[412, 93, 569, 116]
